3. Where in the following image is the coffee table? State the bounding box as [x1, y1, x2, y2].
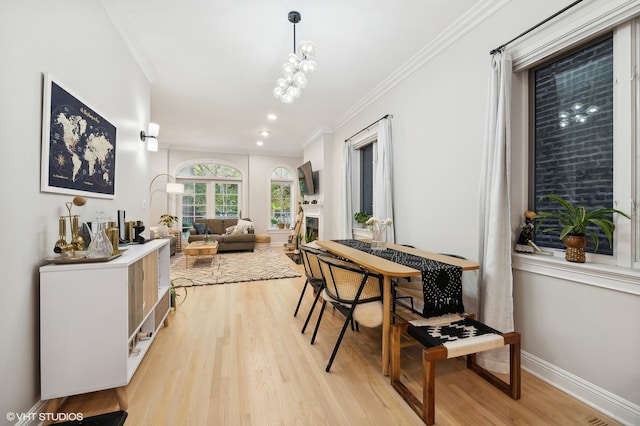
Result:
[184, 240, 218, 268]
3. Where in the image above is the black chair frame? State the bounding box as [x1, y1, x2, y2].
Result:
[311, 255, 382, 372]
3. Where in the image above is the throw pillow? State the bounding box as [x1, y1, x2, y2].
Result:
[156, 225, 170, 238]
[193, 223, 206, 235]
[235, 219, 253, 234]
[225, 226, 236, 235]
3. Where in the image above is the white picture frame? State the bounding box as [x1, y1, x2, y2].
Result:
[41, 73, 117, 199]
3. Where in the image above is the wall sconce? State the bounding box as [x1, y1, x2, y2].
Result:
[140, 123, 160, 151]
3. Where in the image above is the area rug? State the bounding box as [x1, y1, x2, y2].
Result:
[170, 247, 301, 286]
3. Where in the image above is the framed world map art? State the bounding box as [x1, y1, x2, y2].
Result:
[41, 73, 117, 198]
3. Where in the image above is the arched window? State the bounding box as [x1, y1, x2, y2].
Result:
[270, 166, 294, 229]
[177, 162, 242, 226]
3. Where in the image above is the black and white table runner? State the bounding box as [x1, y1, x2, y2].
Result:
[333, 240, 464, 317]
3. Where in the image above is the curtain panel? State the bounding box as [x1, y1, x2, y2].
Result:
[477, 50, 514, 374]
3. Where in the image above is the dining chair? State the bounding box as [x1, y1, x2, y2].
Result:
[294, 246, 327, 334]
[311, 255, 383, 372]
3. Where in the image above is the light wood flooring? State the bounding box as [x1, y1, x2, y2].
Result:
[55, 250, 621, 425]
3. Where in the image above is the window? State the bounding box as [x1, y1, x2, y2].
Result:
[360, 143, 374, 216]
[350, 136, 376, 220]
[519, 16, 639, 268]
[270, 166, 294, 228]
[214, 182, 239, 218]
[531, 35, 614, 255]
[182, 182, 207, 227]
[177, 162, 242, 227]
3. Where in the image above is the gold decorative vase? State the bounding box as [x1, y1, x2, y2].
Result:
[563, 235, 587, 263]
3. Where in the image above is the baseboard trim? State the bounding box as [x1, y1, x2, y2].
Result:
[522, 351, 640, 425]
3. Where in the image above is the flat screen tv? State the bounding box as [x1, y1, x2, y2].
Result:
[297, 160, 317, 195]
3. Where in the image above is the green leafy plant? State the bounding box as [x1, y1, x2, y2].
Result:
[158, 214, 179, 228]
[305, 228, 315, 243]
[169, 278, 192, 307]
[535, 194, 630, 251]
[354, 211, 371, 224]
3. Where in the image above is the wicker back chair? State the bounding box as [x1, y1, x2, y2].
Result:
[311, 255, 383, 372]
[295, 246, 331, 334]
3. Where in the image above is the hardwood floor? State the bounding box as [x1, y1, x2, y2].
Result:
[56, 250, 620, 425]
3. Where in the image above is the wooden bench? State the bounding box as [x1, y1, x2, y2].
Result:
[390, 315, 521, 425]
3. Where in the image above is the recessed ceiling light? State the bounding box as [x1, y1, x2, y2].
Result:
[260, 130, 270, 137]
[256, 141, 264, 146]
[267, 114, 277, 120]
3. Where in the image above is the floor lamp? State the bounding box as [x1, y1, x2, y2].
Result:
[149, 174, 184, 225]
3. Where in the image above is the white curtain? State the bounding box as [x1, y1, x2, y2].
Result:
[342, 141, 353, 239]
[373, 118, 395, 243]
[477, 50, 513, 373]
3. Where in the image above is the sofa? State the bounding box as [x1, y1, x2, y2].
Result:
[187, 218, 255, 252]
[149, 226, 178, 256]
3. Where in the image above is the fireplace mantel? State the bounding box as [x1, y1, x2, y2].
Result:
[302, 203, 323, 217]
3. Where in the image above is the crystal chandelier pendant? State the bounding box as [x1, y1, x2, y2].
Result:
[273, 11, 316, 104]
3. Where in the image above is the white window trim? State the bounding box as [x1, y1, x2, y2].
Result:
[509, 1, 640, 289]
[349, 126, 378, 227]
[512, 252, 640, 297]
[509, 0, 640, 71]
[351, 130, 377, 150]
[269, 165, 296, 230]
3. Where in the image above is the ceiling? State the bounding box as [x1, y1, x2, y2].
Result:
[103, 0, 489, 157]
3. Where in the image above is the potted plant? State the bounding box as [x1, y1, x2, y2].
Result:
[534, 194, 630, 262]
[170, 278, 190, 309]
[158, 214, 179, 229]
[305, 228, 315, 243]
[294, 234, 303, 253]
[354, 211, 371, 227]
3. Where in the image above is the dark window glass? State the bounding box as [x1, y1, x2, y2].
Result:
[531, 35, 614, 254]
[361, 143, 374, 215]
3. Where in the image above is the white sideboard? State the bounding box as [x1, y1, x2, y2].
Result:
[39, 239, 171, 410]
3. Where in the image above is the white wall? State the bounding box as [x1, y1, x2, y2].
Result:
[301, 131, 333, 241]
[149, 149, 303, 246]
[0, 1, 150, 421]
[317, 0, 640, 423]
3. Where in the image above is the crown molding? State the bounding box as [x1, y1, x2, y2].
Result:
[101, 0, 158, 83]
[331, 0, 511, 131]
[302, 126, 334, 149]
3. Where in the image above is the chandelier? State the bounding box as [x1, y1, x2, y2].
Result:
[273, 11, 317, 104]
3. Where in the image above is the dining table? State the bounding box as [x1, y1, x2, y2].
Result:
[315, 239, 480, 375]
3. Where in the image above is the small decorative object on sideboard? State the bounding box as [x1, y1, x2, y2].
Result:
[534, 194, 630, 263]
[87, 211, 113, 258]
[53, 196, 87, 256]
[49, 199, 123, 264]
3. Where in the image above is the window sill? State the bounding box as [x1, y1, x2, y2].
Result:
[512, 252, 640, 296]
[267, 229, 293, 234]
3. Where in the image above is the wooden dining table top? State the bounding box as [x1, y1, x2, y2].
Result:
[314, 239, 480, 375]
[315, 240, 480, 275]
